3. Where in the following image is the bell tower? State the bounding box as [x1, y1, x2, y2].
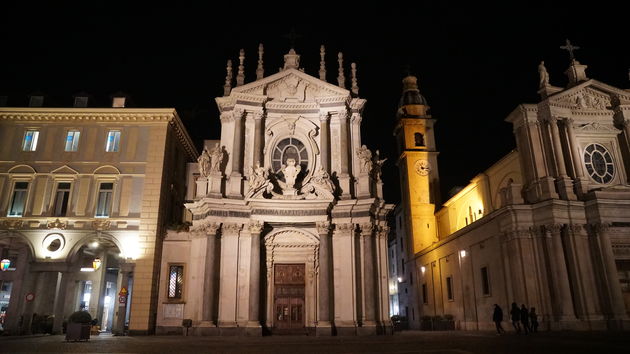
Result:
[394, 74, 440, 254]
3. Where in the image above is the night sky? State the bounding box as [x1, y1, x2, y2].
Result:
[2, 2, 629, 204]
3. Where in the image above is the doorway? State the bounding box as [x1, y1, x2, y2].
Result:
[273, 264, 305, 333]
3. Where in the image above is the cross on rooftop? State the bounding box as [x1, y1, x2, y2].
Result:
[283, 28, 302, 49]
[560, 39, 580, 61]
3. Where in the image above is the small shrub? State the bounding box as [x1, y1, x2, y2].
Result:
[68, 311, 92, 324]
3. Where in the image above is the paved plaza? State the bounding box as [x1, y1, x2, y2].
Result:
[0, 331, 629, 354]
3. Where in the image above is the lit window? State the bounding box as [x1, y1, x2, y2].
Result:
[95, 183, 113, 217]
[65, 131, 81, 151]
[22, 130, 39, 151]
[168, 265, 184, 299]
[53, 182, 71, 217]
[271, 137, 308, 174]
[446, 276, 454, 301]
[8, 182, 29, 217]
[105, 131, 121, 152]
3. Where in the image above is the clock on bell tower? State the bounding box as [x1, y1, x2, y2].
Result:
[393, 74, 440, 254]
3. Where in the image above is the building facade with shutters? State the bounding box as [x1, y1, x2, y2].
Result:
[0, 104, 196, 335]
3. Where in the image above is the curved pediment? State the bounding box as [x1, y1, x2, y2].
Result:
[8, 164, 36, 174]
[93, 165, 121, 175]
[264, 228, 319, 247]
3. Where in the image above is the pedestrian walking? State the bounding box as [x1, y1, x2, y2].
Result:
[520, 304, 530, 334]
[492, 304, 505, 334]
[530, 307, 539, 333]
[510, 302, 521, 333]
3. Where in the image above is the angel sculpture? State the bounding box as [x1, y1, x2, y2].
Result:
[356, 145, 373, 173]
[281, 158, 301, 190]
[246, 162, 272, 198]
[197, 147, 211, 177]
[372, 150, 387, 181]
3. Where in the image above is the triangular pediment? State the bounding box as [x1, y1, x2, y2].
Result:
[230, 68, 350, 103]
[51, 165, 79, 175]
[548, 79, 630, 110]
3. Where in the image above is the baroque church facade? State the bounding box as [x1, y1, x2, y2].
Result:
[396, 51, 630, 331]
[157, 47, 394, 335]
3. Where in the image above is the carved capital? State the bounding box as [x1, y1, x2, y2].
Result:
[316, 220, 331, 234]
[590, 222, 611, 234]
[504, 228, 531, 241]
[252, 112, 264, 121]
[360, 222, 373, 235]
[568, 223, 585, 235]
[545, 223, 563, 235]
[233, 108, 245, 120]
[222, 223, 242, 235]
[248, 220, 264, 234]
[92, 219, 111, 231]
[2, 219, 23, 230]
[377, 225, 390, 238]
[334, 223, 355, 233]
[336, 110, 348, 120]
[319, 112, 330, 122]
[205, 222, 220, 236]
[47, 218, 66, 230]
[564, 117, 575, 126]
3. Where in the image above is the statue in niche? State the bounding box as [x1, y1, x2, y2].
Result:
[209, 143, 224, 173]
[372, 150, 387, 181]
[197, 147, 211, 177]
[538, 61, 549, 88]
[281, 158, 301, 190]
[356, 145, 373, 173]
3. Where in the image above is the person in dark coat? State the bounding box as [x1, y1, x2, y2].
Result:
[492, 304, 505, 334]
[510, 302, 521, 333]
[520, 304, 530, 334]
[529, 307, 539, 333]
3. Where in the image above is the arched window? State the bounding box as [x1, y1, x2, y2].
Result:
[271, 137, 309, 174]
[414, 132, 424, 147]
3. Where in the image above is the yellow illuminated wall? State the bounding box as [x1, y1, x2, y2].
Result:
[436, 151, 522, 238]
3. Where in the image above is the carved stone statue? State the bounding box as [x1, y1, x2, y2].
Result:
[538, 61, 549, 88]
[372, 150, 387, 181]
[209, 143, 223, 173]
[246, 162, 272, 198]
[356, 145, 372, 173]
[197, 147, 211, 177]
[281, 158, 301, 189]
[311, 167, 335, 193]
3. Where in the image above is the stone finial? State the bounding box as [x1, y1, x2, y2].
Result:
[351, 62, 359, 95]
[319, 45, 327, 81]
[256, 43, 264, 80]
[236, 49, 245, 86]
[565, 60, 588, 86]
[224, 60, 233, 96]
[283, 48, 301, 70]
[337, 52, 345, 88]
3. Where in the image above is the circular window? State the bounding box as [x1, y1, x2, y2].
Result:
[271, 137, 309, 174]
[42, 233, 65, 255]
[584, 143, 614, 184]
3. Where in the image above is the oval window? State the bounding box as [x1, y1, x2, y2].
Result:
[583, 143, 614, 184]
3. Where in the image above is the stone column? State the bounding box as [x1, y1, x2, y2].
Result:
[564, 118, 589, 195]
[319, 112, 330, 173]
[564, 224, 601, 320]
[331, 223, 357, 335]
[228, 109, 245, 198]
[375, 226, 392, 333]
[360, 223, 376, 331]
[337, 110, 351, 199]
[525, 119, 558, 201]
[51, 272, 69, 334]
[591, 223, 629, 321]
[218, 223, 241, 330]
[246, 221, 263, 335]
[200, 223, 219, 330]
[316, 221, 333, 336]
[113, 262, 134, 335]
[546, 116, 576, 200]
[252, 112, 264, 166]
[545, 224, 576, 324]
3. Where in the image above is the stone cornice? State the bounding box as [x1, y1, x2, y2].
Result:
[0, 108, 198, 161]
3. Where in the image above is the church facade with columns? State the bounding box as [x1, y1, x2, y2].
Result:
[395, 47, 630, 331]
[156, 46, 394, 336]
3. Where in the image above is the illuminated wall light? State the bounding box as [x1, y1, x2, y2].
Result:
[1, 259, 10, 271]
[92, 258, 102, 270]
[460, 250, 467, 258]
[80, 267, 95, 272]
[420, 266, 426, 274]
[397, 277, 403, 283]
[90, 241, 99, 249]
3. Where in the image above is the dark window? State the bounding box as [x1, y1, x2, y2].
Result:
[168, 265, 184, 299]
[8, 182, 29, 216]
[481, 266, 491, 296]
[412, 307, 415, 320]
[409, 272, 413, 285]
[422, 283, 428, 304]
[414, 132, 424, 146]
[446, 276, 454, 301]
[401, 258, 405, 274]
[95, 183, 113, 217]
[400, 236, 403, 251]
[53, 182, 71, 217]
